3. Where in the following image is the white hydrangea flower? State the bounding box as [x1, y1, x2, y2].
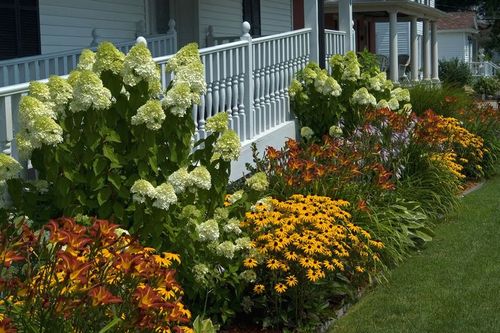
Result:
[162, 82, 193, 117]
[300, 126, 314, 140]
[391, 87, 411, 102]
[342, 62, 361, 81]
[245, 172, 269, 192]
[289, 79, 303, 98]
[213, 130, 241, 161]
[214, 207, 229, 221]
[329, 125, 343, 138]
[352, 87, 377, 106]
[303, 67, 318, 83]
[29, 81, 51, 102]
[175, 62, 207, 96]
[189, 166, 211, 190]
[130, 179, 155, 203]
[131, 100, 165, 130]
[152, 182, 177, 211]
[216, 241, 237, 259]
[16, 131, 36, 159]
[70, 71, 112, 113]
[196, 219, 219, 242]
[168, 167, 190, 194]
[77, 49, 96, 71]
[388, 97, 400, 111]
[223, 217, 242, 235]
[0, 154, 22, 181]
[226, 190, 244, 205]
[326, 77, 342, 96]
[239, 270, 257, 283]
[166, 43, 200, 73]
[328, 54, 345, 71]
[122, 44, 161, 94]
[19, 96, 56, 126]
[251, 196, 273, 212]
[235, 236, 252, 250]
[368, 76, 382, 92]
[400, 103, 412, 115]
[205, 112, 229, 133]
[192, 263, 210, 285]
[93, 42, 125, 75]
[30, 116, 63, 147]
[47, 76, 73, 115]
[376, 99, 390, 110]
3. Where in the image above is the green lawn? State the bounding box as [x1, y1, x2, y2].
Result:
[330, 176, 500, 333]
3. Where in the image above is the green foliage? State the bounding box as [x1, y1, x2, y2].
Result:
[472, 76, 500, 97]
[408, 84, 474, 117]
[438, 58, 473, 87]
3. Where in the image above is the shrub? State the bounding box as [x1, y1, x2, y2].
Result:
[290, 51, 410, 137]
[473, 76, 500, 97]
[438, 58, 473, 87]
[0, 217, 192, 332]
[408, 84, 474, 117]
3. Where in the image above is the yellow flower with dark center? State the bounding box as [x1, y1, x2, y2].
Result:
[285, 275, 298, 287]
[284, 251, 298, 261]
[253, 284, 265, 294]
[355, 266, 365, 273]
[266, 258, 281, 270]
[243, 258, 258, 268]
[274, 282, 288, 293]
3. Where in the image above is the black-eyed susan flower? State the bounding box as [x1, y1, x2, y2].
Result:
[243, 258, 258, 269]
[253, 284, 265, 294]
[285, 275, 298, 287]
[274, 283, 287, 293]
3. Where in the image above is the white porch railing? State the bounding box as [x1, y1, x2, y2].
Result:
[0, 29, 177, 87]
[325, 29, 346, 66]
[469, 61, 499, 77]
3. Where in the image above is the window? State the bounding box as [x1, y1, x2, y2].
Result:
[0, 0, 41, 60]
[243, 0, 261, 36]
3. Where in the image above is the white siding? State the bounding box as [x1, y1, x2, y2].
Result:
[39, 0, 145, 54]
[437, 32, 465, 61]
[261, 0, 292, 36]
[198, 0, 242, 47]
[375, 22, 411, 56]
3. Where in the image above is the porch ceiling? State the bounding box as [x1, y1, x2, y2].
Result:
[325, 0, 448, 20]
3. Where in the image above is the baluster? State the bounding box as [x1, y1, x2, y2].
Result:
[226, 49, 235, 133]
[24, 62, 30, 83]
[63, 56, 69, 75]
[55, 57, 60, 76]
[34, 60, 41, 81]
[264, 42, 272, 131]
[204, 54, 213, 139]
[269, 40, 277, 128]
[238, 47, 246, 140]
[44, 59, 50, 78]
[253, 44, 261, 136]
[284, 38, 291, 119]
[220, 51, 228, 127]
[213, 54, 220, 121]
[13, 65, 20, 85]
[232, 48, 240, 134]
[278, 38, 286, 124]
[259, 45, 266, 134]
[198, 77, 206, 139]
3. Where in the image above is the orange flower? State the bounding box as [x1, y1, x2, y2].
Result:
[88, 286, 122, 307]
[1, 250, 24, 268]
[134, 285, 166, 310]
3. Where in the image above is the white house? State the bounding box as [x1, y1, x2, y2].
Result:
[436, 11, 479, 63]
[323, 0, 447, 83]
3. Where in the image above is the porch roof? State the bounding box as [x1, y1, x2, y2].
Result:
[325, 0, 448, 20]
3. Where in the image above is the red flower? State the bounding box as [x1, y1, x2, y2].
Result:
[134, 285, 166, 310]
[88, 286, 122, 307]
[1, 250, 24, 268]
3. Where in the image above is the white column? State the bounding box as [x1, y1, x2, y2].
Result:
[304, 0, 320, 63]
[389, 10, 399, 82]
[423, 19, 431, 81]
[338, 0, 354, 52]
[431, 20, 439, 82]
[410, 17, 419, 82]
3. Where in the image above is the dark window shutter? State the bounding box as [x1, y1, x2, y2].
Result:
[243, 0, 261, 37]
[0, 0, 40, 61]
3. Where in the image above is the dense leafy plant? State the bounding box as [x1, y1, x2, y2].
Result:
[438, 58, 473, 87]
[289, 51, 411, 137]
[239, 195, 383, 329]
[408, 84, 474, 117]
[0, 217, 192, 332]
[473, 76, 500, 97]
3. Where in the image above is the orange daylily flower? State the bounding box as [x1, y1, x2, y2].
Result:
[88, 286, 122, 307]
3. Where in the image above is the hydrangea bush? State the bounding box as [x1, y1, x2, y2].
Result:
[8, 42, 241, 246]
[289, 51, 411, 137]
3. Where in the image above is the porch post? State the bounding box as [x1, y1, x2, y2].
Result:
[389, 10, 399, 82]
[410, 17, 419, 82]
[338, 0, 353, 52]
[304, 0, 320, 63]
[423, 19, 431, 81]
[431, 20, 439, 82]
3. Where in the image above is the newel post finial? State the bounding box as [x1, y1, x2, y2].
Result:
[168, 19, 176, 34]
[136, 36, 147, 47]
[241, 21, 252, 41]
